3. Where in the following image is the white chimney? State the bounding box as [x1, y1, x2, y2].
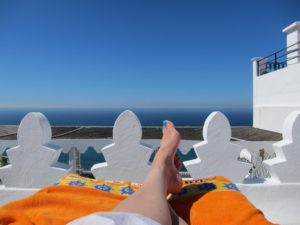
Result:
[283, 21, 300, 65]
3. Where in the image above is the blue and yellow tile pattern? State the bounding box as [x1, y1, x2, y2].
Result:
[54, 174, 239, 199]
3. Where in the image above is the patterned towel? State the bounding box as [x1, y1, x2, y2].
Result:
[0, 174, 275, 225]
[54, 174, 239, 198]
[54, 174, 142, 196]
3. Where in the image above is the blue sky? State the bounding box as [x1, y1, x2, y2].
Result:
[0, 0, 299, 109]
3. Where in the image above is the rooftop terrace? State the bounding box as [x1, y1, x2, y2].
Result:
[0, 110, 299, 224]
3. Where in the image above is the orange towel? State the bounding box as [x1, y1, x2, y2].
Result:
[170, 177, 275, 225]
[0, 185, 125, 225]
[0, 175, 275, 225]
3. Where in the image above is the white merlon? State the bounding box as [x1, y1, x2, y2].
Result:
[0, 113, 71, 188]
[91, 110, 154, 182]
[183, 111, 252, 183]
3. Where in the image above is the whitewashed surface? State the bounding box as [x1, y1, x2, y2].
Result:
[0, 110, 300, 224]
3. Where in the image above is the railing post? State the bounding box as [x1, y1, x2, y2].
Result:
[274, 52, 277, 71]
[252, 57, 263, 129]
[252, 57, 263, 77]
[283, 22, 300, 65]
[69, 147, 81, 173]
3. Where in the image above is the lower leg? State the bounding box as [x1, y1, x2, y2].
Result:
[113, 121, 186, 225]
[113, 165, 172, 225]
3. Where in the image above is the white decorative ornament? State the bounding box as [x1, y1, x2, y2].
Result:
[0, 112, 71, 188]
[263, 111, 300, 183]
[183, 111, 251, 182]
[91, 110, 154, 182]
[239, 148, 252, 163]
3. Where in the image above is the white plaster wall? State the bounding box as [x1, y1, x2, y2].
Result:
[238, 183, 300, 224]
[283, 22, 300, 65]
[253, 63, 300, 132]
[286, 31, 300, 64]
[0, 187, 38, 205]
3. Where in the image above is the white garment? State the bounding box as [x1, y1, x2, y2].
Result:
[68, 212, 161, 225]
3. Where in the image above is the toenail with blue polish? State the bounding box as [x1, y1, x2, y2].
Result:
[163, 120, 167, 126]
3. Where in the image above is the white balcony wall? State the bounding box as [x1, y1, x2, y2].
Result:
[253, 63, 300, 133]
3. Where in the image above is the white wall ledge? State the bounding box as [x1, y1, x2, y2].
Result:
[282, 21, 300, 34]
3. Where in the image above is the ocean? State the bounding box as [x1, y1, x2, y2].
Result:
[0, 108, 252, 171]
[0, 108, 252, 126]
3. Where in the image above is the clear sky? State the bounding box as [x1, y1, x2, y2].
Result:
[0, 0, 299, 109]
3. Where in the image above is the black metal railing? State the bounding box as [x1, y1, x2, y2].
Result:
[257, 41, 300, 76]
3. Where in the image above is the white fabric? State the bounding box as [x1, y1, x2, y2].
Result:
[67, 212, 161, 225]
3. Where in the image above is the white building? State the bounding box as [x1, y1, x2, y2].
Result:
[252, 21, 300, 133]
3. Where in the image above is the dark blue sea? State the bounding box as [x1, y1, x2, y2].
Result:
[0, 108, 252, 126]
[0, 108, 252, 171]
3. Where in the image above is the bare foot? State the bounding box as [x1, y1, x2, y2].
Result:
[174, 154, 181, 171]
[153, 120, 182, 193]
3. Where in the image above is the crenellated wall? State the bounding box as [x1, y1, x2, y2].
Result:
[0, 110, 300, 224]
[1, 110, 300, 185]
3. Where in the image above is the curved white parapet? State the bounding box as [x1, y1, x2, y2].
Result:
[183, 112, 252, 183]
[0, 113, 71, 188]
[91, 110, 154, 182]
[264, 111, 300, 183]
[0, 110, 299, 224]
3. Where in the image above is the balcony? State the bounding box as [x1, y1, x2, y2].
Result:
[0, 110, 299, 224]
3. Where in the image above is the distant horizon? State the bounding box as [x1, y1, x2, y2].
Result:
[0, 102, 252, 110]
[0, 105, 253, 111]
[0, 107, 252, 126]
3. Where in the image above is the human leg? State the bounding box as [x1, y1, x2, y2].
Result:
[112, 121, 187, 225]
